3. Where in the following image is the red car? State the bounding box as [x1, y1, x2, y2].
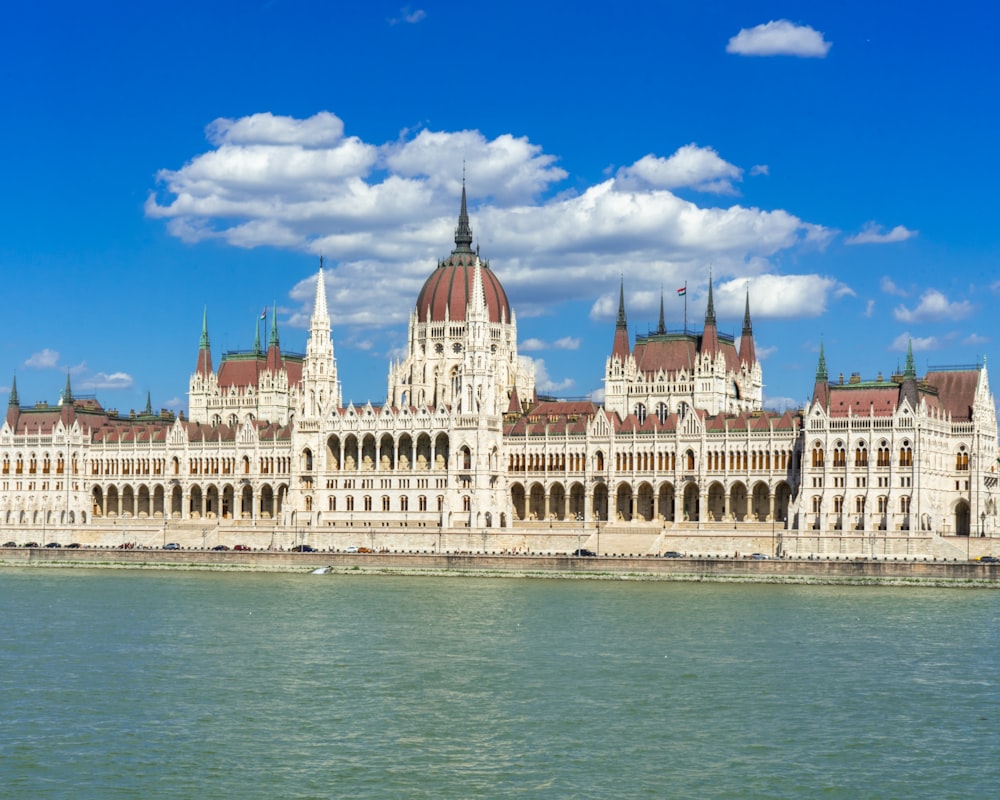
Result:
[233, 544, 251, 551]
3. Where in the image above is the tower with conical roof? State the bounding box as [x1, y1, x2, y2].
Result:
[300, 261, 342, 419]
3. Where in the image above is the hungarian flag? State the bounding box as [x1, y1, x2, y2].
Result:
[260, 307, 268, 320]
[676, 286, 686, 297]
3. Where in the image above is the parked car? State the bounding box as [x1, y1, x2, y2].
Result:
[211, 544, 230, 551]
[45, 542, 62, 548]
[344, 546, 359, 553]
[3, 541, 16, 547]
[572, 548, 597, 557]
[65, 543, 81, 548]
[233, 544, 251, 551]
[750, 553, 769, 560]
[23, 542, 39, 548]
[357, 547, 374, 553]
[977, 555, 999, 564]
[662, 551, 683, 558]
[291, 544, 317, 552]
[163, 542, 180, 550]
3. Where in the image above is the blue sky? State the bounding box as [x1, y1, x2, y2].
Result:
[2, 2, 997, 415]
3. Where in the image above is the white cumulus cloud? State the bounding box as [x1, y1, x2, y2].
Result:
[616, 144, 743, 194]
[893, 289, 973, 323]
[24, 348, 61, 369]
[147, 111, 834, 341]
[78, 372, 134, 391]
[727, 20, 831, 58]
[533, 359, 575, 394]
[846, 222, 918, 245]
[890, 333, 938, 352]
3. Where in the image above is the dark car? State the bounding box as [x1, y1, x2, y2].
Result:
[233, 544, 251, 551]
[572, 548, 597, 557]
[45, 542, 62, 548]
[65, 543, 81, 548]
[3, 540, 16, 547]
[211, 544, 230, 551]
[977, 555, 999, 564]
[23, 542, 39, 548]
[163, 542, 180, 550]
[291, 544, 317, 552]
[662, 551, 683, 558]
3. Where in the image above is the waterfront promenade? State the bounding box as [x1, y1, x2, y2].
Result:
[2, 545, 999, 586]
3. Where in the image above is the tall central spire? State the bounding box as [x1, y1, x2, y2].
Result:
[453, 180, 474, 254]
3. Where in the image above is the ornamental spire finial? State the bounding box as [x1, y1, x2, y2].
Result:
[454, 176, 473, 254]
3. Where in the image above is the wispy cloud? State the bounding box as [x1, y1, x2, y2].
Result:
[388, 7, 426, 25]
[890, 333, 938, 352]
[532, 359, 574, 394]
[846, 222, 918, 245]
[880, 276, 908, 296]
[727, 20, 831, 58]
[24, 348, 61, 369]
[520, 337, 581, 352]
[78, 372, 134, 391]
[893, 289, 973, 323]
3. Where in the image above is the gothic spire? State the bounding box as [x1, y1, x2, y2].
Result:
[453, 180, 474, 254]
[700, 273, 719, 356]
[62, 372, 73, 406]
[269, 301, 279, 347]
[253, 312, 262, 355]
[195, 307, 213, 377]
[144, 391, 153, 416]
[657, 288, 666, 335]
[611, 277, 630, 360]
[738, 287, 757, 365]
[904, 338, 916, 380]
[816, 339, 828, 381]
[8, 374, 18, 407]
[811, 339, 830, 409]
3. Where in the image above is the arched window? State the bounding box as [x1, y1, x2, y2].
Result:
[811, 444, 825, 468]
[635, 403, 646, 424]
[899, 442, 912, 467]
[855, 444, 868, 467]
[656, 403, 668, 424]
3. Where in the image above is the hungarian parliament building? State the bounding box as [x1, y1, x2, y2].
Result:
[2, 191, 997, 555]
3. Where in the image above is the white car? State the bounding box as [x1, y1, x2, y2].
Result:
[344, 546, 358, 553]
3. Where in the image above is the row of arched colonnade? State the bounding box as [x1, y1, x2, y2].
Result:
[510, 479, 794, 523]
[90, 482, 288, 521]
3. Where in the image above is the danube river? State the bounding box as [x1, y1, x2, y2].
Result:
[2, 570, 997, 799]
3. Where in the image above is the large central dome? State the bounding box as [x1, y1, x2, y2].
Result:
[414, 188, 511, 323]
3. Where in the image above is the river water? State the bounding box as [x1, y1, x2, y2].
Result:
[1, 569, 997, 799]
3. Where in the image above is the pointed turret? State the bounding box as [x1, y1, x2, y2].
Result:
[144, 391, 153, 417]
[253, 313, 262, 356]
[812, 339, 830, 408]
[900, 338, 919, 408]
[60, 373, 75, 426]
[611, 279, 630, 360]
[195, 307, 213, 376]
[266, 301, 283, 373]
[6, 374, 19, 429]
[302, 258, 341, 413]
[738, 288, 757, 366]
[454, 180, 474, 254]
[700, 275, 719, 356]
[657, 289, 666, 335]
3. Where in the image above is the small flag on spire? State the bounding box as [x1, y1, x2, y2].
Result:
[676, 286, 686, 297]
[260, 307, 268, 320]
